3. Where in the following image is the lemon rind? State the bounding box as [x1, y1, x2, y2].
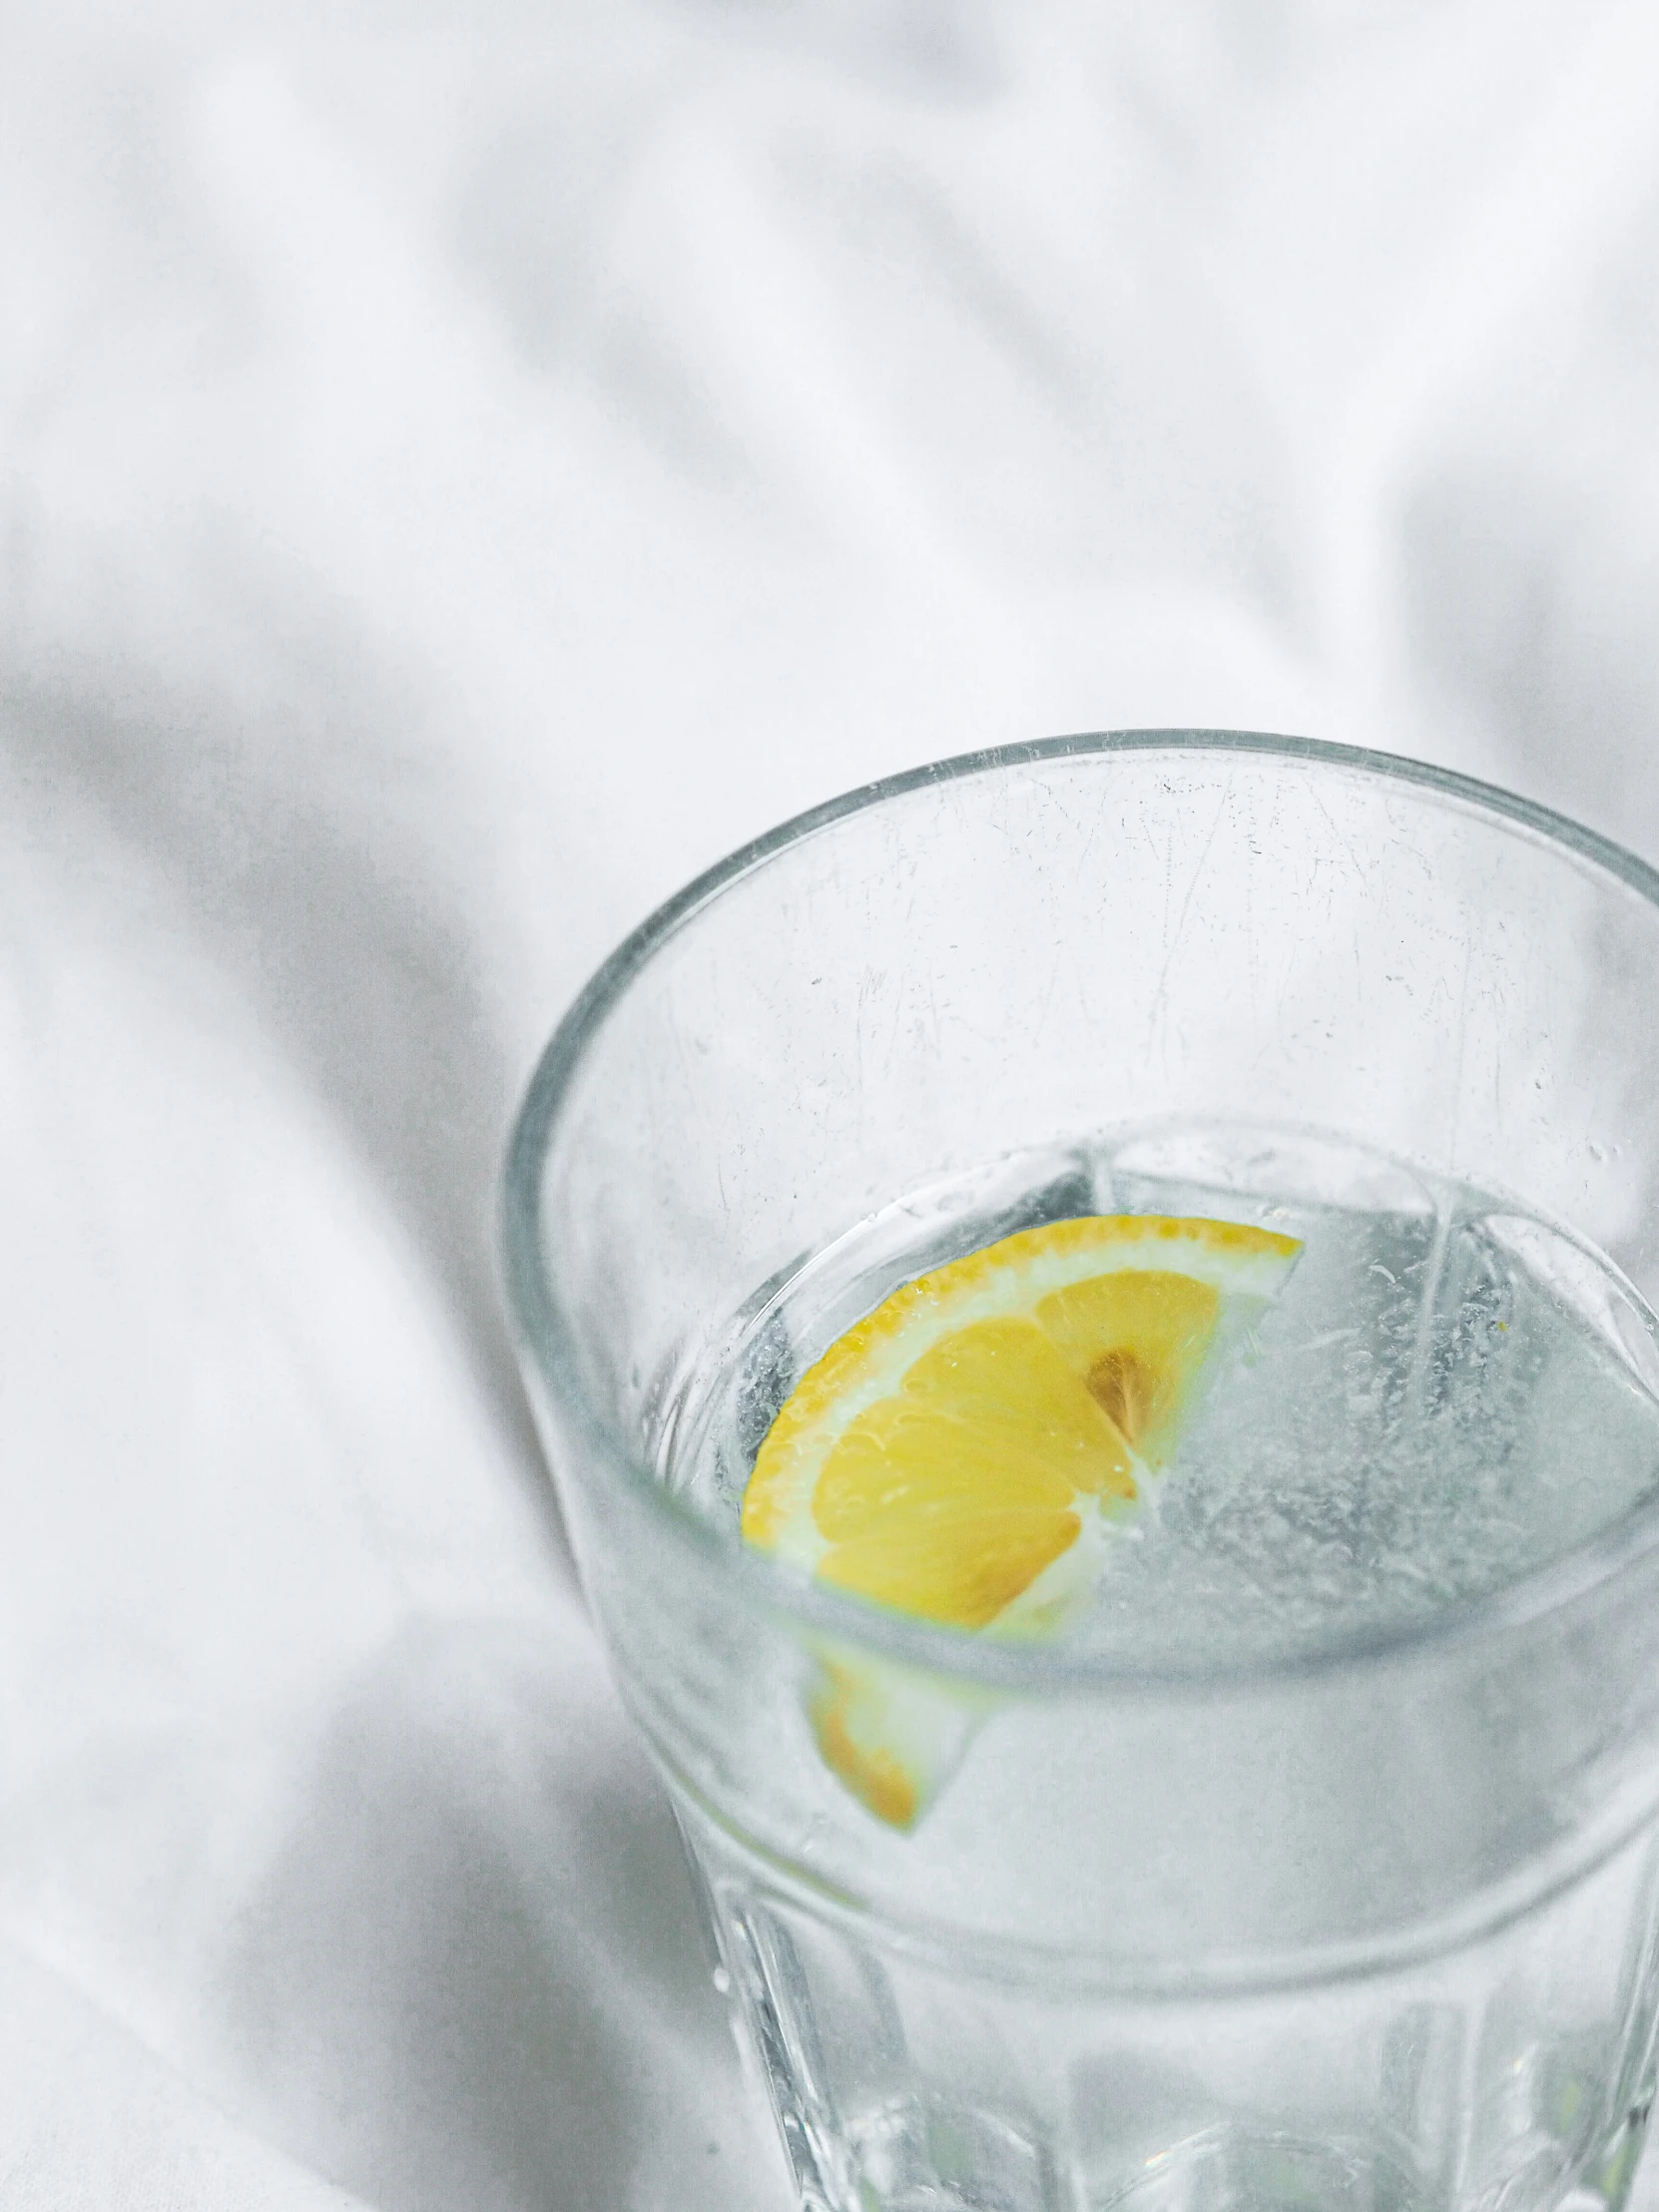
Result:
[743, 1214, 1301, 1563]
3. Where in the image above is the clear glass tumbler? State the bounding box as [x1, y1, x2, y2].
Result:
[501, 734, 1659, 2212]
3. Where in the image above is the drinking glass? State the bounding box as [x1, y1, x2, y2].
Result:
[501, 733, 1659, 2212]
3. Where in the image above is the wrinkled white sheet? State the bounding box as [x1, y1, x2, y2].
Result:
[4, 3, 1659, 2205]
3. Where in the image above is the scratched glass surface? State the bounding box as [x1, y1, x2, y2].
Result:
[506, 737, 1659, 2212]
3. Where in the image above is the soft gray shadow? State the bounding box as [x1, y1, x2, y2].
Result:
[215, 1621, 744, 2211]
[2, 616, 566, 1566]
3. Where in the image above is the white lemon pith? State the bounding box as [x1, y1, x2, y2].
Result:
[741, 1214, 1304, 1829]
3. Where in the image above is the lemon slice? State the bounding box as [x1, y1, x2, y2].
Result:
[742, 1214, 1303, 1828]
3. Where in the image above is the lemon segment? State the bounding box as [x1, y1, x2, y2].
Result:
[1034, 1271, 1218, 1464]
[808, 1653, 991, 1834]
[743, 1212, 1303, 1828]
[812, 1319, 1132, 1630]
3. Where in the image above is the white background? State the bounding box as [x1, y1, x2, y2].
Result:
[3, 3, 1659, 2205]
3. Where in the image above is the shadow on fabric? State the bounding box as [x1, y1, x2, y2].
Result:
[210, 1620, 763, 2211]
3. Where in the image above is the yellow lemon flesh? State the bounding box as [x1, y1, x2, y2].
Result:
[741, 1214, 1303, 1828]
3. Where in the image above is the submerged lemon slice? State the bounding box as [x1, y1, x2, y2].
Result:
[742, 1214, 1303, 1827]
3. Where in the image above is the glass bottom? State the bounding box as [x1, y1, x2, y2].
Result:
[743, 2073, 1657, 2212]
[672, 1805, 1659, 2212]
[753, 2042, 1653, 2212]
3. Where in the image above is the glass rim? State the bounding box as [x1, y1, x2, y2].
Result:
[501, 728, 1659, 1696]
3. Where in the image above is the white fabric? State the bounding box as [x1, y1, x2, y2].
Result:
[4, 3, 1659, 2204]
